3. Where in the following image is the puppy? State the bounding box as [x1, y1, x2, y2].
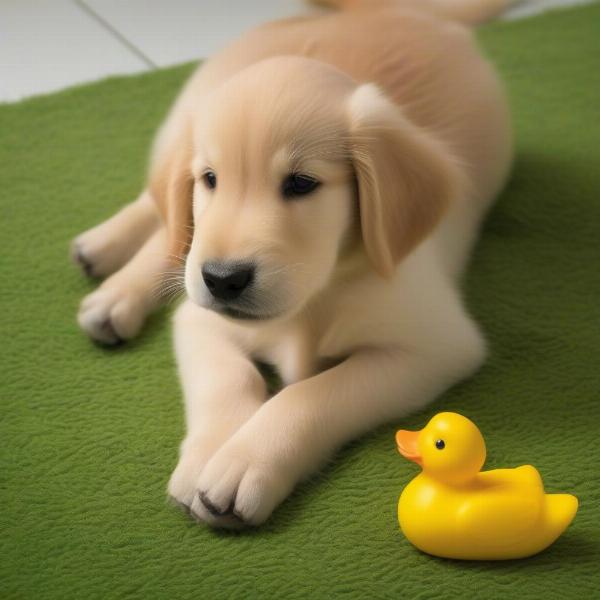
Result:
[72, 0, 513, 527]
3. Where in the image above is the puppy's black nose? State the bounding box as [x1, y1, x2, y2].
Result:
[201, 261, 254, 301]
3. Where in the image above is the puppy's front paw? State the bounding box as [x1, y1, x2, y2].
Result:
[168, 433, 241, 524]
[71, 229, 123, 278]
[190, 437, 294, 528]
[78, 287, 146, 344]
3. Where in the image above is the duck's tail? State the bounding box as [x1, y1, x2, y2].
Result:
[308, 0, 520, 26]
[544, 494, 578, 540]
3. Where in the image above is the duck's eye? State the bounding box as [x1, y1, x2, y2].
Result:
[281, 173, 321, 199]
[202, 170, 217, 190]
[435, 439, 445, 450]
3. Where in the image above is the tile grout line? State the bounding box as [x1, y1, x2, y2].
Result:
[73, 0, 157, 70]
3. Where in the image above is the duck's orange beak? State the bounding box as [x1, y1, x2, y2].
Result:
[396, 429, 422, 465]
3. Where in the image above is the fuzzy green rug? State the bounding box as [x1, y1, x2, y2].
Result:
[2, 4, 600, 598]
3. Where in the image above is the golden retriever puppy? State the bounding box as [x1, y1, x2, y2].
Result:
[72, 0, 513, 527]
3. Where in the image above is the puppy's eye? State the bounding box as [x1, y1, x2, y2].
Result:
[202, 170, 217, 190]
[281, 173, 320, 199]
[435, 439, 445, 450]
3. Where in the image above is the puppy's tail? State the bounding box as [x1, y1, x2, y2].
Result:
[308, 0, 519, 26]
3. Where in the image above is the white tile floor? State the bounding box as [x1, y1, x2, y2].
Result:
[0, 0, 594, 103]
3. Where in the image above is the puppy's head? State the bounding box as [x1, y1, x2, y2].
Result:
[156, 56, 463, 321]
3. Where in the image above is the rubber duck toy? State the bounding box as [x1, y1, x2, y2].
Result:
[395, 412, 578, 560]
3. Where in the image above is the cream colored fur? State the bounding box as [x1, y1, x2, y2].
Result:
[72, 0, 513, 527]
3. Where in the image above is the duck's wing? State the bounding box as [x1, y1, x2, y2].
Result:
[478, 466, 543, 490]
[457, 491, 543, 549]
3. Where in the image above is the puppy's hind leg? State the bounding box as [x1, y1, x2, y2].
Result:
[71, 190, 160, 278]
[77, 227, 174, 344]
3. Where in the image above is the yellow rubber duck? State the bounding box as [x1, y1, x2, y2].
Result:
[396, 412, 578, 560]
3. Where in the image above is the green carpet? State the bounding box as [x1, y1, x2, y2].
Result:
[2, 4, 600, 598]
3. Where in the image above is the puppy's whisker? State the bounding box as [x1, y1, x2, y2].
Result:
[153, 280, 186, 303]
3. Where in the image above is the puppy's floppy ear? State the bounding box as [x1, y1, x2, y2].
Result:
[347, 84, 465, 277]
[149, 132, 194, 266]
